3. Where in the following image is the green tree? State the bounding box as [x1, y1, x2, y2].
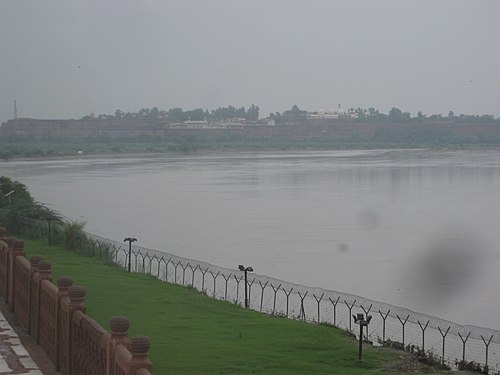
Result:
[282, 105, 307, 122]
[167, 107, 188, 123]
[388, 107, 411, 122]
[246, 104, 260, 120]
[0, 176, 62, 230]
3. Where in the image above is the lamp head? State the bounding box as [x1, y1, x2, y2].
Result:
[238, 265, 245, 271]
[247, 266, 253, 272]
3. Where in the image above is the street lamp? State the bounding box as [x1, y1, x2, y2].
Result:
[47, 217, 53, 247]
[238, 265, 253, 308]
[352, 312, 372, 360]
[124, 237, 137, 272]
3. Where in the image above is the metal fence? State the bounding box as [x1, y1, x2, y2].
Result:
[15, 219, 500, 373]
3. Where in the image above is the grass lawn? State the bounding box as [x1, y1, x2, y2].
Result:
[20, 239, 433, 374]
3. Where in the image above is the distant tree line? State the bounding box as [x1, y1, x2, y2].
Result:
[81, 104, 498, 124]
[347, 107, 497, 123]
[98, 105, 260, 123]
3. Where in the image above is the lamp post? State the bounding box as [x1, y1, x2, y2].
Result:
[47, 218, 52, 247]
[124, 237, 137, 272]
[352, 312, 372, 360]
[238, 265, 253, 308]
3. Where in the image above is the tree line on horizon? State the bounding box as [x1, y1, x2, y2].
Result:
[83, 104, 499, 124]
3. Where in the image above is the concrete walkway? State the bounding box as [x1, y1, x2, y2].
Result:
[0, 310, 43, 374]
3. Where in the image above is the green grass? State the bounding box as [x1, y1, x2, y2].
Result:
[21, 239, 410, 374]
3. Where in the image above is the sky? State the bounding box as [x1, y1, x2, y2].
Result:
[1, 0, 499, 123]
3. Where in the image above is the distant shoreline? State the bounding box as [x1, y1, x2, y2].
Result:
[2, 141, 500, 161]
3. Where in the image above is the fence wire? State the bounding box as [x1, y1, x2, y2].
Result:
[81, 231, 500, 372]
[12, 218, 500, 372]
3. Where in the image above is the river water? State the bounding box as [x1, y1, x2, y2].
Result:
[2, 149, 500, 329]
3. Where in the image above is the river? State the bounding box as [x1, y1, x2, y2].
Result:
[2, 149, 500, 329]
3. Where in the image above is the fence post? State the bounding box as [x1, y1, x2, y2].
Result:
[28, 255, 43, 334]
[417, 320, 429, 352]
[191, 265, 200, 288]
[4, 237, 15, 304]
[481, 335, 493, 371]
[271, 283, 281, 315]
[147, 254, 153, 274]
[157, 257, 163, 279]
[282, 287, 293, 318]
[222, 273, 232, 300]
[259, 281, 268, 312]
[56, 276, 73, 371]
[201, 267, 209, 292]
[457, 332, 470, 362]
[298, 291, 308, 321]
[360, 304, 372, 339]
[233, 275, 242, 304]
[130, 336, 153, 375]
[247, 278, 256, 308]
[165, 258, 172, 282]
[174, 261, 181, 284]
[313, 293, 324, 324]
[378, 310, 390, 344]
[109, 316, 130, 375]
[0, 227, 6, 297]
[438, 327, 450, 365]
[8, 239, 26, 311]
[397, 314, 410, 347]
[329, 297, 340, 327]
[68, 285, 86, 375]
[344, 300, 356, 331]
[35, 260, 53, 344]
[210, 271, 220, 298]
[182, 263, 189, 285]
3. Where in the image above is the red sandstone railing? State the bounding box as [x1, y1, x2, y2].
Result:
[0, 226, 153, 375]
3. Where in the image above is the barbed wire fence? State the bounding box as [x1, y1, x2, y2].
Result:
[14, 219, 500, 373]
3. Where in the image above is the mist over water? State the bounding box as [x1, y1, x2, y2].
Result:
[2, 149, 500, 328]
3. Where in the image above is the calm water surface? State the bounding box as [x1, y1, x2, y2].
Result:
[2, 149, 500, 328]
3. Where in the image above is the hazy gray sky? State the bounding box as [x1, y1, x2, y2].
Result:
[1, 0, 499, 123]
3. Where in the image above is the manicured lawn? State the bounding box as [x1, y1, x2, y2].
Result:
[22, 239, 404, 374]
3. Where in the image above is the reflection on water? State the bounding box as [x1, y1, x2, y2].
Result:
[2, 149, 500, 328]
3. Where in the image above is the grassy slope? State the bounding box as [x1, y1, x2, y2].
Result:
[22, 239, 412, 374]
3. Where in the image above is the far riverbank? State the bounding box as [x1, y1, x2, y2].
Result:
[1, 139, 500, 161]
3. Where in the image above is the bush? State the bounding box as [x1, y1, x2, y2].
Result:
[62, 221, 86, 250]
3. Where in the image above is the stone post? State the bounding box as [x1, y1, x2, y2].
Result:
[38, 260, 53, 282]
[35, 260, 52, 343]
[56, 276, 73, 371]
[0, 228, 8, 298]
[6, 237, 15, 248]
[130, 336, 153, 374]
[110, 316, 130, 347]
[8, 240, 26, 311]
[28, 255, 43, 334]
[67, 285, 86, 375]
[109, 316, 130, 374]
[68, 285, 86, 313]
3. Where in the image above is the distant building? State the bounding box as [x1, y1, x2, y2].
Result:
[183, 120, 209, 129]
